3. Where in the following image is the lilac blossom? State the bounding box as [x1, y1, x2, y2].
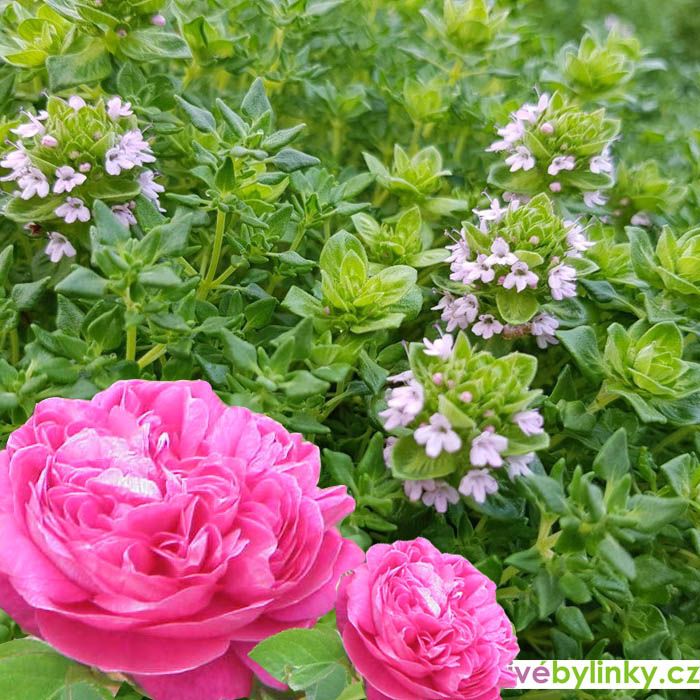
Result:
[420, 480, 460, 513]
[414, 413, 462, 458]
[433, 293, 478, 332]
[107, 97, 133, 120]
[111, 202, 137, 227]
[486, 237, 518, 267]
[451, 254, 495, 285]
[458, 469, 499, 503]
[583, 190, 608, 208]
[138, 170, 165, 209]
[423, 334, 454, 360]
[471, 314, 503, 340]
[502, 261, 538, 292]
[548, 155, 575, 176]
[470, 429, 508, 467]
[11, 110, 47, 138]
[514, 410, 544, 436]
[18, 168, 49, 199]
[44, 232, 76, 263]
[507, 453, 535, 480]
[403, 479, 435, 503]
[530, 313, 559, 348]
[514, 93, 550, 123]
[548, 263, 577, 300]
[505, 146, 535, 172]
[53, 166, 86, 194]
[55, 197, 90, 224]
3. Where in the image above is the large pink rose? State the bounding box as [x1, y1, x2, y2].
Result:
[0, 379, 363, 700]
[336, 538, 518, 700]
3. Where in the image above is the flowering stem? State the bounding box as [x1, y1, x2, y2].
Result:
[125, 326, 137, 363]
[137, 343, 167, 370]
[587, 388, 618, 413]
[197, 209, 227, 301]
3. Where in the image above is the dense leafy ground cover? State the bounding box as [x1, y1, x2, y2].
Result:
[0, 0, 699, 699]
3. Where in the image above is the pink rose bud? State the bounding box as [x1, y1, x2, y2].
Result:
[549, 181, 562, 193]
[337, 538, 519, 700]
[460, 391, 473, 403]
[432, 372, 443, 386]
[540, 122, 554, 134]
[79, 162, 92, 173]
[151, 13, 166, 26]
[0, 380, 363, 700]
[41, 135, 58, 148]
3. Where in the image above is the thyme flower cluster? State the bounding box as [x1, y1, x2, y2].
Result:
[0, 95, 163, 262]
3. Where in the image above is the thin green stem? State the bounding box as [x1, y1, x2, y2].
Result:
[197, 209, 227, 301]
[125, 326, 137, 363]
[137, 343, 167, 370]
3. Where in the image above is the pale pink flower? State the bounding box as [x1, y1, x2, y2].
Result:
[112, 202, 137, 227]
[107, 96, 133, 120]
[470, 429, 508, 467]
[446, 232, 470, 265]
[473, 197, 509, 231]
[18, 168, 49, 199]
[548, 155, 575, 176]
[414, 413, 462, 458]
[548, 263, 577, 300]
[451, 253, 495, 284]
[11, 111, 47, 138]
[583, 190, 608, 208]
[41, 135, 58, 148]
[151, 13, 166, 26]
[0, 149, 29, 171]
[421, 480, 460, 513]
[383, 436, 397, 468]
[433, 293, 478, 331]
[502, 261, 538, 292]
[55, 197, 90, 224]
[138, 170, 165, 208]
[565, 220, 595, 254]
[53, 166, 87, 194]
[630, 212, 652, 227]
[486, 237, 518, 267]
[458, 469, 499, 503]
[505, 146, 535, 172]
[514, 410, 544, 435]
[68, 95, 86, 111]
[44, 232, 76, 263]
[472, 314, 503, 339]
[507, 453, 535, 480]
[514, 93, 550, 122]
[403, 479, 435, 502]
[380, 379, 424, 430]
[423, 334, 454, 360]
[531, 313, 559, 348]
[590, 148, 614, 175]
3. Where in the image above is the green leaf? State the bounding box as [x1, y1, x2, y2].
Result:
[598, 535, 636, 579]
[271, 148, 321, 173]
[175, 96, 217, 133]
[390, 434, 457, 479]
[92, 201, 130, 245]
[593, 428, 629, 482]
[283, 287, 323, 318]
[249, 627, 348, 692]
[55, 267, 109, 298]
[120, 29, 192, 61]
[220, 329, 259, 374]
[558, 326, 605, 384]
[241, 78, 272, 120]
[47, 40, 111, 90]
[0, 639, 73, 700]
[11, 278, 48, 311]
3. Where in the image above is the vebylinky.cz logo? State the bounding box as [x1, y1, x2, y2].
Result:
[510, 660, 700, 690]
